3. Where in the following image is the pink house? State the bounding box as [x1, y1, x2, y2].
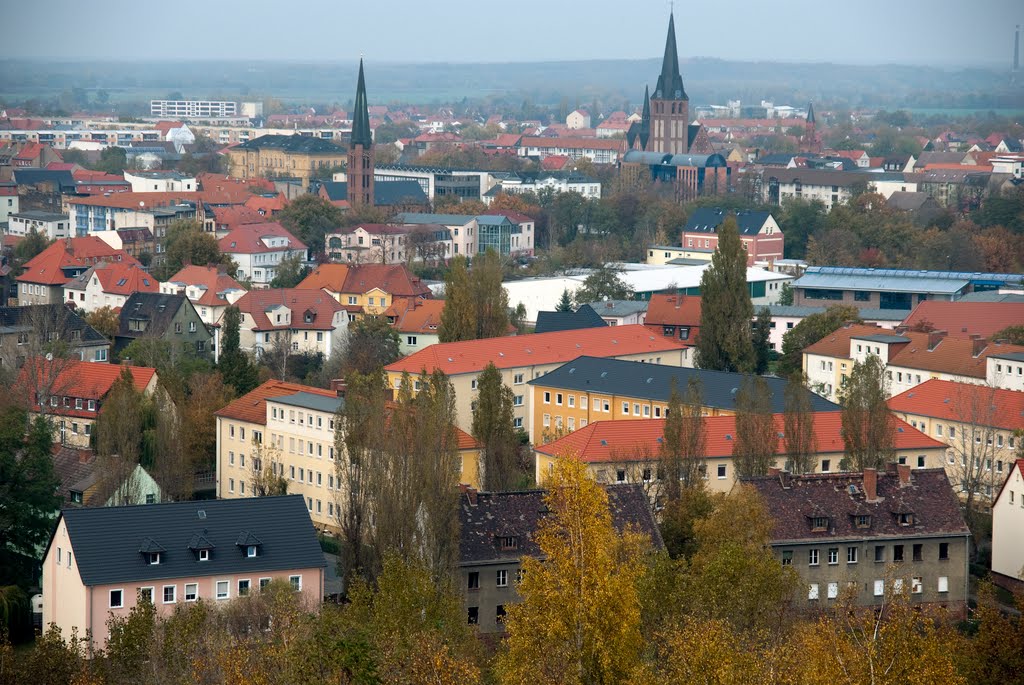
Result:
[42, 495, 325, 648]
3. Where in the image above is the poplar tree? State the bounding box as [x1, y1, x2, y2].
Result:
[439, 250, 510, 342]
[439, 256, 474, 343]
[839, 355, 894, 470]
[695, 217, 755, 373]
[733, 375, 778, 479]
[471, 363, 520, 491]
[783, 373, 816, 474]
[660, 378, 707, 500]
[218, 305, 258, 395]
[752, 306, 773, 375]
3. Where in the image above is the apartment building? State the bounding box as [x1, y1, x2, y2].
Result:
[225, 134, 346, 189]
[16, 237, 141, 305]
[218, 222, 307, 288]
[232, 288, 347, 358]
[992, 460, 1024, 589]
[150, 100, 238, 117]
[63, 261, 158, 314]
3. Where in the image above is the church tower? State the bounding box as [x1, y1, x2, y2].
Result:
[627, 85, 652, 151]
[347, 59, 375, 208]
[649, 12, 690, 155]
[801, 101, 821, 154]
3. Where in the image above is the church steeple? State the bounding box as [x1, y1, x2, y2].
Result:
[654, 12, 687, 101]
[806, 101, 816, 125]
[639, 85, 651, 149]
[351, 59, 373, 148]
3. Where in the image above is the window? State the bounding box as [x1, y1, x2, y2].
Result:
[259, 578, 271, 590]
[163, 585, 176, 604]
[893, 545, 904, 562]
[821, 459, 831, 472]
[828, 548, 839, 565]
[855, 514, 871, 529]
[811, 516, 829, 532]
[468, 572, 480, 590]
[808, 583, 819, 600]
[185, 583, 198, 601]
[467, 607, 479, 625]
[874, 580, 885, 597]
[808, 549, 819, 566]
[148, 552, 162, 565]
[138, 587, 154, 604]
[616, 469, 626, 483]
[110, 589, 124, 608]
[513, 395, 523, 407]
[513, 373, 524, 384]
[289, 575, 301, 591]
[622, 402, 629, 414]
[899, 513, 914, 526]
[496, 570, 508, 587]
[544, 392, 551, 404]
[238, 579, 251, 596]
[939, 542, 949, 560]
[912, 543, 922, 562]
[496, 604, 506, 625]
[216, 581, 229, 600]
[717, 464, 727, 479]
[875, 545, 885, 562]
[247, 545, 258, 558]
[555, 393, 562, 406]
[781, 550, 793, 566]
[938, 576, 949, 593]
[912, 577, 923, 594]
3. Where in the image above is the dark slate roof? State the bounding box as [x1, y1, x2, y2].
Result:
[582, 299, 649, 317]
[743, 468, 970, 545]
[330, 180, 427, 206]
[527, 356, 841, 413]
[13, 168, 75, 191]
[806, 101, 816, 125]
[0, 304, 108, 346]
[654, 12, 687, 100]
[235, 134, 342, 154]
[270, 391, 343, 413]
[117, 292, 192, 338]
[886, 191, 935, 211]
[350, 59, 373, 148]
[55, 495, 325, 586]
[684, 208, 773, 236]
[319, 181, 347, 201]
[459, 484, 663, 565]
[534, 304, 609, 334]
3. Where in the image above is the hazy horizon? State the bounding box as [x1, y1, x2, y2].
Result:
[6, 0, 1022, 68]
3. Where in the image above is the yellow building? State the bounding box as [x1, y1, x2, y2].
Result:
[226, 134, 346, 189]
[215, 380, 482, 535]
[296, 263, 432, 318]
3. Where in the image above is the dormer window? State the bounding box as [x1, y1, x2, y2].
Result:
[148, 552, 161, 565]
[199, 549, 210, 561]
[139, 537, 166, 565]
[236, 531, 262, 557]
[855, 514, 872, 529]
[810, 516, 829, 532]
[500, 536, 518, 550]
[898, 512, 914, 526]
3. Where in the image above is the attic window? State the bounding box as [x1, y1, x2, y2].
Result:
[199, 549, 210, 561]
[899, 512, 915, 526]
[247, 545, 258, 558]
[148, 552, 162, 565]
[500, 536, 518, 550]
[855, 514, 872, 529]
[116, 278, 128, 286]
[810, 516, 829, 532]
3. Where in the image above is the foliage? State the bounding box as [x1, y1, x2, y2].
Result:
[733, 375, 778, 479]
[992, 324, 1024, 345]
[438, 250, 510, 342]
[752, 306, 773, 375]
[839, 355, 895, 470]
[178, 371, 235, 473]
[696, 217, 755, 372]
[572, 265, 633, 304]
[956, 584, 1024, 684]
[555, 288, 574, 312]
[342, 315, 402, 376]
[95, 367, 144, 505]
[783, 372, 816, 474]
[95, 145, 128, 174]
[660, 378, 706, 503]
[276, 194, 345, 255]
[117, 337, 211, 399]
[777, 280, 794, 305]
[85, 306, 119, 341]
[498, 456, 646, 685]
[778, 304, 862, 376]
[217, 305, 259, 395]
[156, 219, 232, 281]
[269, 252, 310, 288]
[471, 363, 523, 491]
[12, 229, 49, 264]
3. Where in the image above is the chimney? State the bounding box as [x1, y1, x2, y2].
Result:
[79, 449, 92, 464]
[896, 463, 911, 488]
[972, 338, 987, 357]
[927, 330, 947, 351]
[460, 484, 478, 506]
[863, 468, 878, 502]
[330, 378, 347, 397]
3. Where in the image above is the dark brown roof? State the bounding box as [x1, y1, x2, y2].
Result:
[743, 467, 969, 545]
[458, 484, 663, 565]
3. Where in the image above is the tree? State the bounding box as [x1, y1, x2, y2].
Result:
[778, 305, 862, 376]
[555, 288, 574, 312]
[96, 145, 127, 174]
[733, 375, 778, 479]
[957, 584, 1024, 685]
[250, 438, 288, 497]
[438, 250, 510, 342]
[342, 315, 401, 376]
[471, 363, 521, 491]
[572, 265, 633, 304]
[510, 302, 528, 335]
[839, 355, 894, 470]
[276, 194, 345, 255]
[696, 217, 755, 373]
[498, 457, 646, 685]
[783, 373, 816, 474]
[269, 253, 309, 288]
[95, 367, 145, 505]
[946, 383, 1001, 533]
[992, 324, 1024, 345]
[85, 305, 119, 340]
[12, 229, 49, 263]
[438, 256, 473, 343]
[660, 378, 707, 501]
[752, 306, 773, 375]
[777, 280, 794, 305]
[179, 372, 235, 474]
[158, 219, 230, 280]
[218, 305, 259, 395]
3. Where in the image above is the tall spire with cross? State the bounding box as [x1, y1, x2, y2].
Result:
[649, 12, 690, 154]
[347, 58, 375, 207]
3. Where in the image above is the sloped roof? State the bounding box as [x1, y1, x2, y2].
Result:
[208, 204, 265, 230]
[644, 293, 701, 327]
[888, 379, 1024, 432]
[683, 208, 774, 236]
[459, 484, 662, 564]
[65, 261, 157, 296]
[384, 297, 445, 334]
[744, 468, 969, 544]
[17, 237, 141, 286]
[0, 304, 107, 347]
[298, 263, 430, 299]
[18, 358, 155, 408]
[218, 222, 306, 254]
[803, 324, 922, 359]
[902, 301, 1024, 339]
[117, 292, 197, 339]
[53, 495, 325, 586]
[534, 304, 608, 334]
[327, 180, 428, 207]
[536, 413, 942, 462]
[215, 379, 337, 425]
[234, 288, 345, 331]
[234, 134, 343, 154]
[385, 326, 689, 377]
[889, 337, 1024, 379]
[887, 191, 936, 211]
[164, 265, 246, 307]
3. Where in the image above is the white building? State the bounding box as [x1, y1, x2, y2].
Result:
[566, 110, 592, 129]
[218, 223, 308, 289]
[8, 211, 70, 240]
[233, 288, 348, 358]
[150, 100, 238, 118]
[123, 171, 197, 193]
[1, 186, 20, 224]
[762, 305, 908, 352]
[487, 172, 601, 202]
[992, 459, 1024, 586]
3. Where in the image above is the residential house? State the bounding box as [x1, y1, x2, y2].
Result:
[160, 265, 247, 355]
[764, 168, 863, 210]
[232, 288, 348, 358]
[41, 495, 325, 648]
[0, 304, 110, 367]
[115, 292, 213, 362]
[17, 237, 140, 305]
[566, 110, 591, 129]
[96, 228, 156, 264]
[297, 263, 431, 317]
[991, 459, 1024, 589]
[383, 297, 445, 354]
[19, 358, 157, 448]
[534, 412, 946, 494]
[680, 208, 784, 266]
[0, 183, 18, 223]
[534, 305, 607, 334]
[764, 305, 909, 352]
[123, 170, 197, 193]
[458, 484, 661, 632]
[643, 293, 702, 342]
[7, 211, 70, 240]
[63, 261, 158, 314]
[218, 222, 307, 288]
[582, 299, 649, 327]
[52, 446, 163, 507]
[526, 355, 840, 444]
[518, 136, 626, 164]
[888, 379, 1024, 504]
[744, 465, 971, 613]
[901, 301, 1024, 340]
[988, 350, 1024, 392]
[226, 134, 346, 188]
[886, 191, 944, 225]
[324, 223, 449, 265]
[486, 171, 601, 202]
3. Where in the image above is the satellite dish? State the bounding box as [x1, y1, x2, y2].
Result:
[45, 353, 53, 361]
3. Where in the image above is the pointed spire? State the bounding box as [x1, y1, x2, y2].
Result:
[806, 101, 816, 125]
[654, 12, 687, 100]
[639, 85, 651, 149]
[351, 58, 372, 148]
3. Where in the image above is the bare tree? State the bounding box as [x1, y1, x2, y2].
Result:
[660, 378, 707, 503]
[15, 305, 84, 435]
[149, 387, 192, 501]
[840, 355, 895, 470]
[249, 437, 288, 497]
[733, 375, 778, 479]
[783, 373, 816, 474]
[946, 382, 1000, 531]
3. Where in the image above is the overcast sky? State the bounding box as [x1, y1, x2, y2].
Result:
[8, 0, 1022, 67]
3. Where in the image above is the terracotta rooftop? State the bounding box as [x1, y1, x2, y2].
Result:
[297, 263, 431, 299]
[16, 237, 141, 286]
[64, 261, 158, 296]
[233, 288, 345, 331]
[888, 336, 1024, 379]
[214, 379, 337, 425]
[902, 301, 1024, 339]
[384, 297, 445, 334]
[19, 359, 156, 418]
[218, 222, 306, 254]
[163, 265, 246, 307]
[644, 293, 702, 327]
[888, 379, 1024, 432]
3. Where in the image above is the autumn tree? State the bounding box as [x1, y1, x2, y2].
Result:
[696, 217, 755, 372]
[783, 373, 816, 474]
[157, 219, 231, 280]
[957, 584, 1024, 684]
[733, 375, 778, 479]
[95, 367, 145, 505]
[572, 265, 633, 304]
[438, 256, 473, 342]
[839, 355, 894, 470]
[276, 194, 345, 255]
[471, 363, 522, 491]
[269, 252, 309, 288]
[497, 456, 646, 685]
[660, 378, 707, 501]
[179, 371, 235, 473]
[85, 305, 119, 340]
[342, 314, 401, 376]
[217, 305, 258, 395]
[946, 382, 1001, 532]
[438, 250, 510, 342]
[249, 437, 288, 496]
[778, 304, 862, 376]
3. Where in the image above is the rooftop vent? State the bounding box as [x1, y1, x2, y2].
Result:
[725, 434, 733, 440]
[197, 510, 206, 520]
[600, 439, 607, 446]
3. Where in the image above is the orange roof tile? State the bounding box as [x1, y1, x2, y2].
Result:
[17, 237, 141, 286]
[296, 263, 350, 291]
[802, 323, 914, 359]
[384, 297, 444, 334]
[214, 379, 337, 425]
[19, 359, 156, 418]
[234, 288, 345, 331]
[385, 324, 688, 377]
[520, 136, 625, 151]
[536, 412, 944, 463]
[164, 265, 246, 307]
[902, 301, 1024, 339]
[888, 379, 1024, 432]
[644, 293, 702, 327]
[456, 427, 480, 451]
[64, 261, 158, 296]
[889, 337, 1024, 379]
[218, 222, 306, 254]
[208, 204, 265, 230]
[298, 263, 430, 299]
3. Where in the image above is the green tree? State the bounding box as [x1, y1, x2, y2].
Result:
[752, 306, 773, 375]
[85, 305, 119, 340]
[13, 229, 49, 264]
[218, 305, 259, 395]
[696, 217, 755, 372]
[839, 355, 894, 470]
[660, 378, 706, 500]
[343, 315, 401, 376]
[158, 219, 231, 280]
[438, 251, 510, 342]
[992, 324, 1024, 345]
[555, 288, 574, 312]
[778, 305, 862, 376]
[733, 375, 778, 479]
[438, 256, 473, 343]
[777, 281, 794, 305]
[573, 265, 633, 304]
[96, 145, 128, 174]
[783, 373, 816, 474]
[269, 253, 309, 288]
[471, 363, 521, 491]
[276, 194, 345, 255]
[95, 366, 145, 505]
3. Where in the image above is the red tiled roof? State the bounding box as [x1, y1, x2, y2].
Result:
[456, 427, 480, 451]
[540, 155, 570, 170]
[298, 263, 430, 299]
[208, 204, 265, 230]
[19, 359, 156, 418]
[386, 324, 688, 376]
[164, 265, 246, 307]
[214, 379, 337, 425]
[14, 142, 45, 161]
[536, 412, 944, 462]
[234, 288, 345, 331]
[902, 301, 1024, 339]
[644, 293, 702, 327]
[244, 193, 287, 215]
[64, 261, 158, 296]
[802, 323, 914, 359]
[888, 379, 1024, 432]
[218, 222, 306, 254]
[17, 237, 141, 286]
[154, 121, 185, 136]
[384, 297, 444, 334]
[72, 169, 124, 183]
[889, 337, 1024, 379]
[520, 136, 625, 151]
[68, 191, 198, 210]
